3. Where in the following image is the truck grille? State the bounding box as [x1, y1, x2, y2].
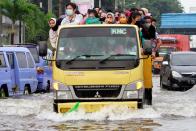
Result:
[73, 85, 122, 98]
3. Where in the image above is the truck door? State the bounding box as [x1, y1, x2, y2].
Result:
[0, 52, 12, 91]
[6, 52, 16, 93]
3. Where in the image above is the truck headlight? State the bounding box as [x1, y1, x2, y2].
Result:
[125, 81, 143, 91]
[172, 71, 182, 78]
[123, 81, 144, 99]
[126, 91, 138, 99]
[53, 82, 73, 99]
[56, 91, 72, 99]
[53, 82, 70, 91]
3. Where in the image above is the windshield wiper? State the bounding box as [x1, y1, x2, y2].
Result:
[66, 54, 103, 64]
[99, 54, 137, 64]
[176, 65, 194, 66]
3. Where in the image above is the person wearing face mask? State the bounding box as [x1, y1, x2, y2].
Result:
[61, 3, 83, 25]
[141, 16, 156, 40]
[104, 12, 115, 24]
[129, 12, 142, 26]
[118, 13, 128, 24]
[85, 9, 101, 24]
[100, 12, 107, 23]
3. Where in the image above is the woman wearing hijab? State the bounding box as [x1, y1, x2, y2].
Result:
[48, 18, 58, 49]
[104, 12, 115, 24]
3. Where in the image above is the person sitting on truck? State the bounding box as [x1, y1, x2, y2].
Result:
[48, 18, 58, 49]
[61, 2, 83, 25]
[129, 12, 142, 26]
[118, 13, 128, 24]
[99, 12, 107, 23]
[104, 12, 115, 24]
[85, 9, 101, 24]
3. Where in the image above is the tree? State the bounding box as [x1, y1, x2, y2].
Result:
[125, 0, 183, 27]
[0, 0, 31, 44]
[0, 0, 52, 44]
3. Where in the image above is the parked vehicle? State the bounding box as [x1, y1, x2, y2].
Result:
[15, 44, 52, 92]
[153, 34, 190, 74]
[160, 52, 196, 90]
[0, 47, 38, 97]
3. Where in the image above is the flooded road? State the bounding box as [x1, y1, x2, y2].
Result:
[0, 76, 196, 131]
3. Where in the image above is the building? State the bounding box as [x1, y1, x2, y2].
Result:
[190, 7, 196, 13]
[0, 15, 24, 45]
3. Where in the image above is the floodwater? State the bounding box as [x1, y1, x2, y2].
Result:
[0, 76, 196, 131]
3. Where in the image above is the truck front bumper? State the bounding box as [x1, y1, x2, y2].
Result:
[54, 99, 142, 113]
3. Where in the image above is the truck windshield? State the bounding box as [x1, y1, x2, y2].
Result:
[172, 54, 196, 66]
[56, 27, 139, 70]
[57, 27, 138, 60]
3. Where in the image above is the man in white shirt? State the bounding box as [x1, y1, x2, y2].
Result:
[61, 3, 83, 25]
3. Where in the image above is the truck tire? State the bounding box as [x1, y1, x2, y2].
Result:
[144, 88, 152, 105]
[53, 103, 58, 113]
[138, 99, 143, 109]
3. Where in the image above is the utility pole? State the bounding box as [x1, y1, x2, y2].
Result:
[48, 0, 52, 12]
[59, 0, 63, 17]
[0, 8, 2, 45]
[99, 0, 101, 8]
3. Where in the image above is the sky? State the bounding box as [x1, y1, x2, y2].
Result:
[179, 0, 196, 12]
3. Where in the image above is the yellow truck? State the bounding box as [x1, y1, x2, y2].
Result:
[39, 25, 153, 113]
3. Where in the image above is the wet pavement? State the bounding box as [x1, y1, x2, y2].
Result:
[0, 76, 196, 131]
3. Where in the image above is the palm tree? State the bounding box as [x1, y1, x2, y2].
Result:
[0, 0, 30, 44]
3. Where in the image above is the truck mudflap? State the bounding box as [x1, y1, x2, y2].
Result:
[53, 99, 143, 113]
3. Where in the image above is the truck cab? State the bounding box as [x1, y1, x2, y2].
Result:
[0, 47, 38, 97]
[39, 25, 153, 113]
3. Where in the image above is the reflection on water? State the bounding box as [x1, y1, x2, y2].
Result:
[51, 120, 161, 131]
[1, 76, 196, 130]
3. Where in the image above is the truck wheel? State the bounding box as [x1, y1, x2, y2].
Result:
[53, 103, 58, 113]
[0, 88, 6, 98]
[24, 86, 30, 95]
[144, 88, 152, 105]
[138, 99, 143, 109]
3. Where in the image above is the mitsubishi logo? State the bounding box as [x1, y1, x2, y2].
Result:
[94, 91, 101, 98]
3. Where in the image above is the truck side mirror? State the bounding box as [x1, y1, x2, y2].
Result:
[162, 61, 169, 66]
[39, 42, 47, 57]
